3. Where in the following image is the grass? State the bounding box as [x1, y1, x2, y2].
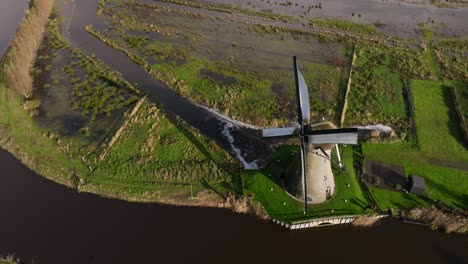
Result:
[435, 38, 468, 80]
[36, 18, 140, 139]
[362, 80, 468, 210]
[451, 81, 468, 133]
[368, 162, 468, 210]
[89, 0, 354, 126]
[87, 25, 299, 126]
[0, 72, 87, 187]
[309, 17, 379, 35]
[369, 187, 428, 210]
[244, 146, 371, 223]
[345, 44, 420, 129]
[92, 100, 238, 185]
[0, 13, 242, 206]
[405, 162, 468, 208]
[411, 80, 467, 162]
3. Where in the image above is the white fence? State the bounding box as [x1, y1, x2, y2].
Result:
[271, 215, 386, 230]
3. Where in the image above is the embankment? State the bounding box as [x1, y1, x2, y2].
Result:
[0, 0, 55, 98]
[404, 206, 468, 234]
[449, 86, 468, 147]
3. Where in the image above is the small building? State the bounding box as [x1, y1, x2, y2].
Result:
[408, 175, 426, 195]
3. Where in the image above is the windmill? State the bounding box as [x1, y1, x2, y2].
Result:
[262, 56, 359, 213]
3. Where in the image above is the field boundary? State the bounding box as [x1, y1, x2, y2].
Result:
[404, 79, 419, 148]
[448, 86, 468, 147]
[340, 46, 356, 127]
[98, 96, 147, 161]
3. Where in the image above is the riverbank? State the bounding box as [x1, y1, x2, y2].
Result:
[2, 146, 467, 264]
[0, 5, 245, 211]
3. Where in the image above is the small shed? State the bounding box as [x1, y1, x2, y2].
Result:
[408, 175, 426, 195]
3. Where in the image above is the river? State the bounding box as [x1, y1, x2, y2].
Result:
[0, 0, 467, 263]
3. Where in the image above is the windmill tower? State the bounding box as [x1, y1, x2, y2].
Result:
[262, 57, 359, 213]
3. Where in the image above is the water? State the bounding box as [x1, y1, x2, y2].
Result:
[203, 0, 468, 38]
[61, 0, 273, 167]
[1, 148, 467, 263]
[0, 0, 29, 57]
[0, 1, 467, 263]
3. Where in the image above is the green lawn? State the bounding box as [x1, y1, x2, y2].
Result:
[369, 187, 429, 210]
[412, 79, 467, 162]
[244, 146, 371, 223]
[362, 80, 468, 210]
[405, 162, 468, 208]
[369, 162, 468, 210]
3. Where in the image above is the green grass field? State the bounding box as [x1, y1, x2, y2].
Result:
[345, 44, 429, 129]
[368, 162, 468, 210]
[411, 80, 467, 162]
[405, 162, 468, 208]
[244, 146, 371, 223]
[362, 80, 468, 210]
[90, 100, 241, 198]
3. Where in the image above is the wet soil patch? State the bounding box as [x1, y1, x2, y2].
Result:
[199, 68, 237, 86]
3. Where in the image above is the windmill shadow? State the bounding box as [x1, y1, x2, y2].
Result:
[364, 161, 407, 190]
[164, 111, 244, 195]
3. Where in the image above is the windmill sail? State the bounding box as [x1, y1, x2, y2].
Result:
[294, 56, 310, 127]
[262, 126, 300, 138]
[307, 128, 359, 145]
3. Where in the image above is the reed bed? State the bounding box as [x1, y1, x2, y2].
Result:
[1, 0, 55, 98]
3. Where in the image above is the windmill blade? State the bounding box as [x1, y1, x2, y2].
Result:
[300, 136, 308, 214]
[262, 126, 300, 138]
[306, 128, 359, 145]
[294, 56, 310, 128]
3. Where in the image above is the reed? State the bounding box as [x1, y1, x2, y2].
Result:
[1, 0, 55, 98]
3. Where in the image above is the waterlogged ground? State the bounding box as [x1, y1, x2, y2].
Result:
[93, 0, 352, 125]
[21, 13, 243, 203]
[199, 0, 468, 38]
[33, 18, 139, 150]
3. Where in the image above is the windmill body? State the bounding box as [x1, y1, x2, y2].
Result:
[283, 122, 341, 204]
[263, 57, 359, 211]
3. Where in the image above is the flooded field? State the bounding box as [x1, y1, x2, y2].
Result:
[33, 19, 139, 144]
[200, 0, 468, 38]
[93, 0, 352, 125]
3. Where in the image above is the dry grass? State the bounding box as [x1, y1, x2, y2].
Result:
[352, 215, 383, 227]
[1, 0, 55, 97]
[227, 194, 268, 219]
[407, 206, 468, 233]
